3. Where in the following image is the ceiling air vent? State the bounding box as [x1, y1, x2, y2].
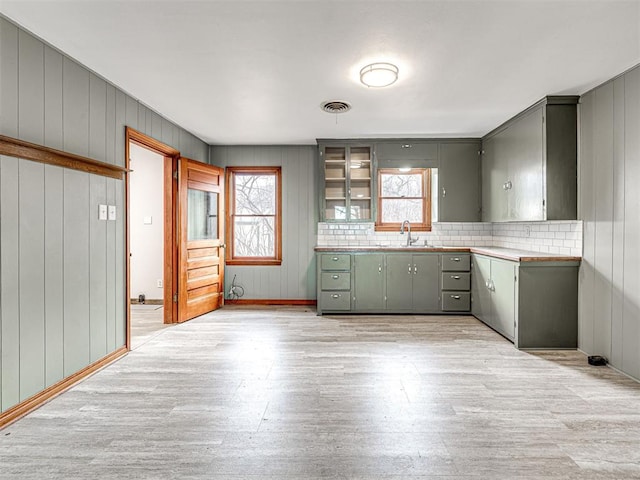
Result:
[321, 101, 351, 114]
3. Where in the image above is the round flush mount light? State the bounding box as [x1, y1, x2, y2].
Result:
[360, 62, 399, 88]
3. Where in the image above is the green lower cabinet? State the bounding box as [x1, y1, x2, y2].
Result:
[471, 254, 492, 323]
[353, 254, 385, 311]
[385, 254, 413, 311]
[382, 253, 440, 313]
[412, 254, 440, 312]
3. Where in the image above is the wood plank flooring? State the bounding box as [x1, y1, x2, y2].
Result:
[1, 306, 640, 479]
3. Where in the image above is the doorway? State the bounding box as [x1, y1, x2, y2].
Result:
[125, 127, 225, 350]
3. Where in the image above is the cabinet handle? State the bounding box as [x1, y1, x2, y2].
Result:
[502, 180, 513, 190]
[401, 144, 412, 149]
[331, 294, 340, 299]
[332, 275, 339, 279]
[442, 187, 446, 198]
[332, 257, 339, 261]
[378, 265, 382, 273]
[451, 275, 460, 280]
[451, 295, 461, 300]
[414, 265, 418, 274]
[451, 257, 461, 262]
[408, 264, 412, 275]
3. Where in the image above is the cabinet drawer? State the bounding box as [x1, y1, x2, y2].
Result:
[320, 254, 351, 271]
[321, 272, 351, 290]
[442, 292, 471, 311]
[441, 272, 471, 291]
[441, 254, 470, 271]
[320, 291, 351, 311]
[377, 142, 437, 160]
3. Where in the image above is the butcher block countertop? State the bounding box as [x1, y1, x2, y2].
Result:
[314, 245, 581, 263]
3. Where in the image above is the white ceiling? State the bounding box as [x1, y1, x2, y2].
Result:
[1, 1, 639, 145]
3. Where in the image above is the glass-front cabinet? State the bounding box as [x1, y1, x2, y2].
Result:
[320, 142, 373, 221]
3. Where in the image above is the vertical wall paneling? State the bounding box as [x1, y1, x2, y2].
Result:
[593, 83, 614, 359]
[18, 160, 46, 400]
[89, 73, 107, 163]
[105, 84, 116, 165]
[18, 29, 45, 145]
[115, 180, 125, 348]
[43, 46, 63, 150]
[62, 58, 90, 157]
[1, 156, 20, 411]
[0, 18, 19, 137]
[610, 77, 626, 367]
[579, 91, 595, 354]
[622, 68, 640, 379]
[44, 165, 64, 387]
[106, 178, 117, 352]
[137, 104, 148, 136]
[89, 175, 107, 362]
[63, 170, 91, 376]
[0, 16, 211, 412]
[211, 145, 317, 300]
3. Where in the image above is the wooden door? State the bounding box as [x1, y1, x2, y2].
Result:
[178, 159, 224, 322]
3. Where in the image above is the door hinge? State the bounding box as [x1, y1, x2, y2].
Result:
[173, 293, 178, 303]
[173, 170, 178, 180]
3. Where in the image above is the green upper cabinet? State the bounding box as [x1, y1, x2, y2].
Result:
[319, 141, 373, 222]
[438, 141, 481, 222]
[481, 96, 578, 222]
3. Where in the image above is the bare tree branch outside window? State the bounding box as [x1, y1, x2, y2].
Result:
[233, 173, 276, 257]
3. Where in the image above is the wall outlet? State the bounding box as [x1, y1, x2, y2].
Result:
[108, 205, 117, 221]
[525, 225, 531, 237]
[98, 204, 107, 220]
[157, 279, 163, 288]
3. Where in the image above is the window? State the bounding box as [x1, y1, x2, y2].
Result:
[226, 166, 282, 265]
[376, 168, 432, 231]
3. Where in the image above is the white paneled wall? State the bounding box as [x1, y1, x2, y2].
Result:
[318, 221, 582, 257]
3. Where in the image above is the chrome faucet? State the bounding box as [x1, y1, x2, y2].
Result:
[400, 220, 418, 246]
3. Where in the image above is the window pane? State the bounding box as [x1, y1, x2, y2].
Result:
[380, 173, 423, 197]
[187, 189, 218, 241]
[234, 216, 275, 257]
[381, 199, 423, 223]
[235, 174, 275, 215]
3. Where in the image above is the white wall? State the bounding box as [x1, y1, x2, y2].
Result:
[129, 143, 164, 300]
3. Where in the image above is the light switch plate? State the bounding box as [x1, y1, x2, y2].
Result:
[98, 204, 108, 220]
[143, 216, 152, 225]
[108, 205, 116, 221]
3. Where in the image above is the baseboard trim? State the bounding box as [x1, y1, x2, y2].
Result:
[225, 299, 317, 306]
[130, 299, 163, 305]
[0, 346, 128, 430]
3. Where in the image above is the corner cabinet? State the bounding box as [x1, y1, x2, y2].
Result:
[481, 96, 578, 222]
[471, 254, 579, 348]
[319, 142, 373, 222]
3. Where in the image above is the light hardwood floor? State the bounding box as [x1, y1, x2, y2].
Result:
[1, 306, 640, 479]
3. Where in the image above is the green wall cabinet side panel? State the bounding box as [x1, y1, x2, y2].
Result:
[412, 254, 440, 312]
[471, 255, 492, 323]
[354, 254, 385, 311]
[18, 160, 46, 401]
[481, 135, 508, 222]
[385, 254, 413, 311]
[438, 142, 481, 222]
[517, 266, 578, 349]
[490, 259, 516, 341]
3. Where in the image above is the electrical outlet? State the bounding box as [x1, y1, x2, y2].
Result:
[157, 279, 163, 288]
[525, 225, 531, 237]
[98, 204, 107, 220]
[108, 205, 117, 221]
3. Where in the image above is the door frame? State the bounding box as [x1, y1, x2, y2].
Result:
[125, 127, 180, 349]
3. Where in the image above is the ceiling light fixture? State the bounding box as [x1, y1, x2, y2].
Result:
[360, 62, 399, 88]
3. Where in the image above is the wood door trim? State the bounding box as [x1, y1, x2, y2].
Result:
[125, 127, 180, 335]
[0, 134, 126, 179]
[0, 347, 127, 429]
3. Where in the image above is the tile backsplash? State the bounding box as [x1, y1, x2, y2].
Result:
[317, 220, 582, 257]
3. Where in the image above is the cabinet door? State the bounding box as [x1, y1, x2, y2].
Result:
[438, 142, 481, 222]
[491, 259, 516, 340]
[471, 255, 492, 323]
[412, 254, 440, 312]
[481, 135, 508, 222]
[354, 254, 385, 311]
[385, 254, 413, 311]
[506, 108, 544, 221]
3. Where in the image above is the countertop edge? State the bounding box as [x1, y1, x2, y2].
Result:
[314, 246, 581, 263]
